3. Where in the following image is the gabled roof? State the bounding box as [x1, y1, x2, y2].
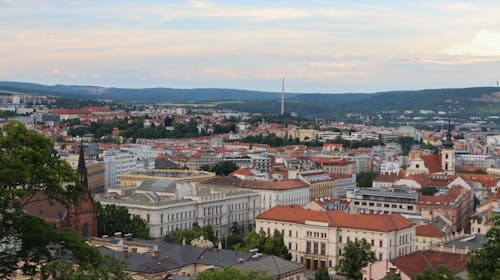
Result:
[391, 251, 467, 279]
[416, 224, 445, 238]
[257, 205, 414, 232]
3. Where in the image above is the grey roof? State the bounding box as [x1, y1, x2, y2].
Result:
[443, 234, 486, 250]
[234, 255, 304, 277]
[138, 179, 178, 193]
[195, 248, 252, 266]
[98, 241, 304, 277]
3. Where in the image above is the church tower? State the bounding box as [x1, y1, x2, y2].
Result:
[441, 120, 455, 175]
[68, 141, 97, 237]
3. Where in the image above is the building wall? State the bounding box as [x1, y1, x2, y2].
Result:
[98, 191, 260, 238]
[256, 218, 416, 273]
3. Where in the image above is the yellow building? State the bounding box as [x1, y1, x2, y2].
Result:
[415, 223, 445, 250]
[120, 169, 215, 186]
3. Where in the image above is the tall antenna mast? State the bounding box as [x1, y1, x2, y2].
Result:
[281, 77, 285, 116]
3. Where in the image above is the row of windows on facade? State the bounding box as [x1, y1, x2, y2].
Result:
[353, 201, 414, 211]
[145, 202, 255, 224]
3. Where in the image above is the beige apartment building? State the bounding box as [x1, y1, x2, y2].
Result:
[256, 205, 416, 273]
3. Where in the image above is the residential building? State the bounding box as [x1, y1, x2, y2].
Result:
[415, 224, 445, 250]
[346, 188, 418, 215]
[256, 205, 415, 273]
[299, 171, 334, 200]
[417, 186, 473, 232]
[103, 149, 157, 188]
[330, 174, 356, 199]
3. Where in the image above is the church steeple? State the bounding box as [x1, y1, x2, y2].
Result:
[443, 120, 453, 149]
[77, 140, 89, 192]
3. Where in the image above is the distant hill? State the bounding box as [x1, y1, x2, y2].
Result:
[1, 81, 499, 118]
[0, 81, 298, 103]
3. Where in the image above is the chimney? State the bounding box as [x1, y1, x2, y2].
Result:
[123, 244, 129, 258]
[153, 244, 160, 258]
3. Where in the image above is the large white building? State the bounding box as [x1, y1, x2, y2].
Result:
[256, 205, 415, 273]
[96, 179, 260, 239]
[237, 179, 310, 211]
[103, 147, 157, 188]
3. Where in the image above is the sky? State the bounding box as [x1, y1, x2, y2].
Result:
[1, 0, 500, 93]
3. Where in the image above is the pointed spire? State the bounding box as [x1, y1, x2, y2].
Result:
[443, 119, 454, 149]
[77, 140, 89, 191]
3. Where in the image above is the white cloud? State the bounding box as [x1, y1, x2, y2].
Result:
[462, 30, 500, 56]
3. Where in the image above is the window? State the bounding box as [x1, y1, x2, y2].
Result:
[408, 206, 414, 210]
[161, 214, 164, 223]
[288, 242, 292, 250]
[416, 164, 420, 168]
[379, 240, 383, 247]
[371, 239, 374, 246]
[289, 230, 292, 237]
[347, 236, 350, 242]
[306, 242, 311, 254]
[313, 242, 318, 254]
[338, 249, 342, 256]
[146, 214, 150, 223]
[339, 236, 342, 243]
[160, 227, 163, 236]
[321, 243, 326, 255]
[378, 253, 382, 261]
[329, 260, 332, 267]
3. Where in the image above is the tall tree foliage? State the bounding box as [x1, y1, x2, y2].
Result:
[170, 223, 216, 245]
[337, 239, 377, 280]
[233, 230, 292, 260]
[95, 202, 150, 239]
[0, 121, 129, 278]
[416, 265, 462, 280]
[196, 265, 272, 280]
[466, 216, 500, 280]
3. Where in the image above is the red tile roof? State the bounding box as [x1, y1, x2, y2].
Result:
[374, 170, 406, 182]
[391, 251, 467, 279]
[257, 205, 414, 232]
[421, 154, 442, 173]
[241, 179, 308, 190]
[416, 224, 445, 238]
[417, 186, 468, 205]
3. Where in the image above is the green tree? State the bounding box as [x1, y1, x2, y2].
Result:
[212, 161, 239, 176]
[40, 255, 131, 280]
[173, 223, 216, 245]
[382, 274, 402, 280]
[356, 172, 378, 188]
[416, 265, 461, 280]
[0, 121, 129, 278]
[420, 143, 439, 154]
[420, 186, 439, 196]
[313, 269, 330, 280]
[337, 239, 377, 280]
[397, 136, 415, 156]
[95, 202, 150, 239]
[196, 265, 272, 280]
[466, 216, 500, 280]
[233, 230, 291, 260]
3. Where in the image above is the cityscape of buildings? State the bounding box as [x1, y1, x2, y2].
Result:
[1, 90, 499, 279]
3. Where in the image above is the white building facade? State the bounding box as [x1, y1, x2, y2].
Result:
[256, 205, 416, 273]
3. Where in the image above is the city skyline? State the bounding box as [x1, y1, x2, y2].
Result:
[1, 0, 500, 93]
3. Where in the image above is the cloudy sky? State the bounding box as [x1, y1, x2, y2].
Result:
[1, 0, 500, 92]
